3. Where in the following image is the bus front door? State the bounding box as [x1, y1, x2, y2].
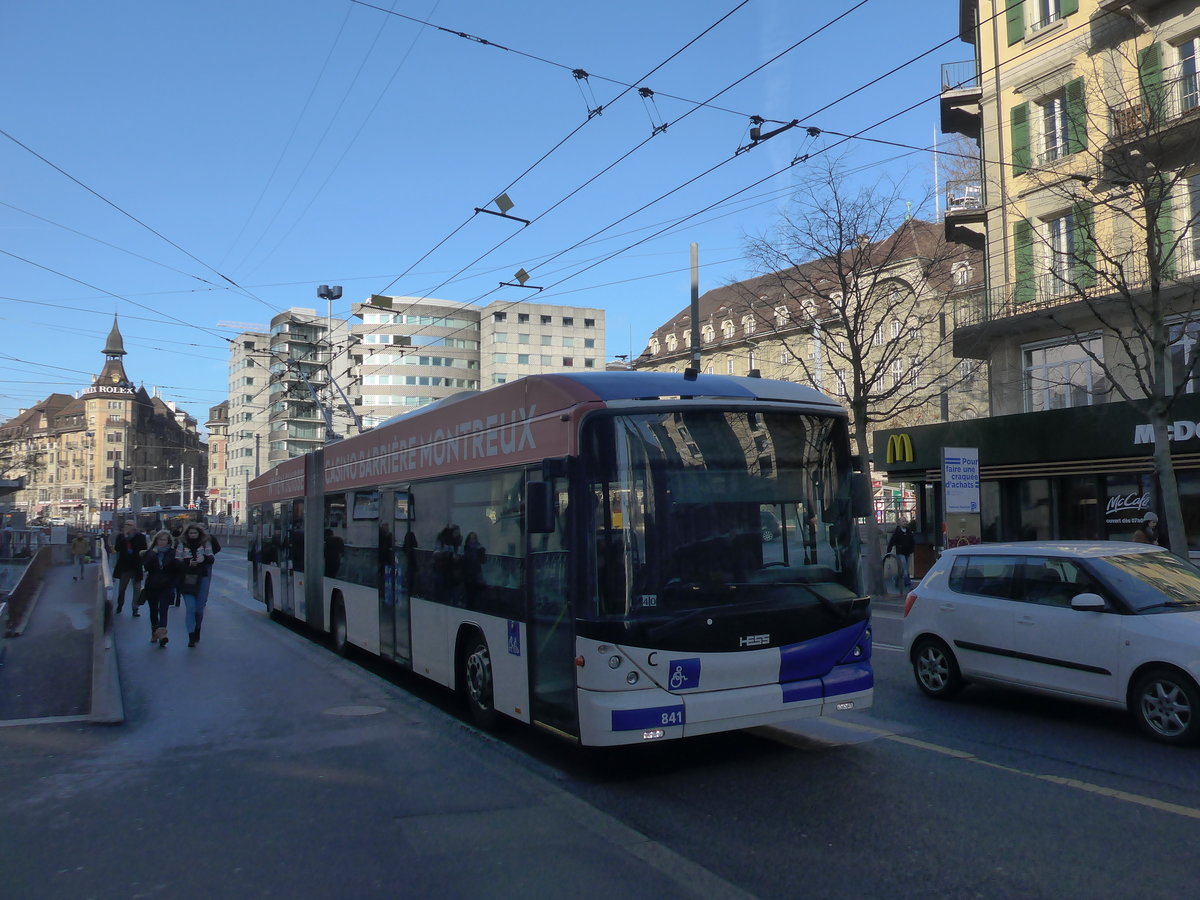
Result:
[526, 473, 577, 737]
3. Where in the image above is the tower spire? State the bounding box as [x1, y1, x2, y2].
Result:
[103, 314, 127, 358]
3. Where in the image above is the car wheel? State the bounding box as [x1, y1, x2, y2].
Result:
[460, 633, 500, 729]
[1131, 668, 1200, 745]
[761, 526, 776, 542]
[912, 637, 963, 699]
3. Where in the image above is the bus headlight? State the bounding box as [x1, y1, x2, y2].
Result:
[608, 655, 622, 669]
[625, 671, 639, 685]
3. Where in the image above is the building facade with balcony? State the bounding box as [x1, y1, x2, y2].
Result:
[265, 308, 356, 465]
[875, 0, 1200, 553]
[0, 317, 205, 528]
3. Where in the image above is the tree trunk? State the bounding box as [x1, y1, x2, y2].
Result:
[854, 418, 886, 596]
[1150, 417, 1188, 556]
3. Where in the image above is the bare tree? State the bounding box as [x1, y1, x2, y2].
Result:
[996, 30, 1200, 555]
[739, 157, 982, 588]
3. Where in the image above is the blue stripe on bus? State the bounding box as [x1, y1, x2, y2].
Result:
[781, 678, 824, 703]
[778, 621, 868, 683]
[781, 662, 873, 704]
[823, 661, 873, 696]
[612, 704, 686, 731]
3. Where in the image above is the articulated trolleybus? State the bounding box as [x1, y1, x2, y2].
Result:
[248, 371, 874, 745]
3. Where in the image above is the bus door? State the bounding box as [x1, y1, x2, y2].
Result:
[378, 486, 413, 665]
[526, 470, 577, 736]
[278, 501, 297, 617]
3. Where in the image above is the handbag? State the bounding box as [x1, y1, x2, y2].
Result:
[181, 571, 201, 591]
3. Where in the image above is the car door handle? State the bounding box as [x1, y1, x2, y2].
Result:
[1016, 615, 1034, 626]
[938, 603, 955, 612]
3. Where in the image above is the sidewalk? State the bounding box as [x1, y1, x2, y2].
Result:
[0, 560, 100, 723]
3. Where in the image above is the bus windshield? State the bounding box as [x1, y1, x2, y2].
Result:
[581, 409, 864, 642]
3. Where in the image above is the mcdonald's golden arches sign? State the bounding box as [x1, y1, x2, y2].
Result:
[886, 433, 914, 464]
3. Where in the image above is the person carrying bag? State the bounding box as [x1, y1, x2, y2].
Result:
[176, 524, 216, 647]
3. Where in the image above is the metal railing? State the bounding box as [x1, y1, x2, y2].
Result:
[945, 178, 983, 212]
[1109, 72, 1200, 141]
[952, 253, 1200, 328]
[941, 60, 980, 93]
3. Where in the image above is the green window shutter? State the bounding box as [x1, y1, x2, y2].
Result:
[1011, 103, 1031, 176]
[1154, 180, 1176, 280]
[1139, 43, 1164, 126]
[1006, 0, 1025, 46]
[1061, 0, 1079, 16]
[1014, 219, 1035, 304]
[1072, 204, 1095, 288]
[1066, 77, 1087, 154]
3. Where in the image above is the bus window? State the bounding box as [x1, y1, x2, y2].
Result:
[324, 493, 347, 578]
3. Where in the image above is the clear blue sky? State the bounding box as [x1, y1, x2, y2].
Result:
[0, 0, 966, 427]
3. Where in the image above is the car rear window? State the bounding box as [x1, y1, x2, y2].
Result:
[948, 555, 1021, 599]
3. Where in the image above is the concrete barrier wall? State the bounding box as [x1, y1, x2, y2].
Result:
[4, 546, 53, 636]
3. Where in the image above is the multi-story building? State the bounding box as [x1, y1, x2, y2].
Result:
[205, 401, 229, 520]
[0, 317, 205, 528]
[875, 0, 1200, 552]
[634, 219, 988, 439]
[479, 300, 606, 387]
[352, 296, 482, 428]
[264, 308, 357, 466]
[350, 296, 606, 426]
[225, 330, 271, 524]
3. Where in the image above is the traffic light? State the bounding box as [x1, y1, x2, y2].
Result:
[113, 463, 134, 497]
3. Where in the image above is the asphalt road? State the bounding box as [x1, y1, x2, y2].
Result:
[1, 559, 1197, 899]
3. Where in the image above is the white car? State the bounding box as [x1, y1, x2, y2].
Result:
[902, 541, 1200, 745]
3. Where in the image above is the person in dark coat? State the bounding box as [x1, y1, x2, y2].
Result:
[176, 523, 216, 647]
[886, 520, 917, 590]
[141, 530, 180, 647]
[112, 519, 148, 614]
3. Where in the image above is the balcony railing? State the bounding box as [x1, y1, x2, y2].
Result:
[1109, 71, 1200, 141]
[945, 178, 983, 212]
[954, 251, 1200, 328]
[940, 60, 980, 93]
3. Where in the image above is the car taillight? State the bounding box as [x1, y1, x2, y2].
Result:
[903, 590, 918, 617]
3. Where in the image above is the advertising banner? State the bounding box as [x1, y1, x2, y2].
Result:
[943, 447, 980, 514]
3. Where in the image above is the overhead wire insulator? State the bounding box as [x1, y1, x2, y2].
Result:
[638, 86, 668, 137]
[572, 68, 602, 118]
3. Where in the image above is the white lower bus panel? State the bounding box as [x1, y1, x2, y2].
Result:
[409, 599, 532, 724]
[574, 626, 873, 746]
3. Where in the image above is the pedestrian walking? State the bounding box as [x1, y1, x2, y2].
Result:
[176, 523, 216, 647]
[111, 519, 148, 614]
[70, 532, 90, 581]
[140, 530, 179, 647]
[886, 519, 917, 590]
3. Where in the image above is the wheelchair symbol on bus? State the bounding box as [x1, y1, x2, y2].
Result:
[667, 658, 700, 690]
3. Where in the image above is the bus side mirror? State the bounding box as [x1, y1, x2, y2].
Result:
[851, 473, 873, 519]
[526, 481, 554, 534]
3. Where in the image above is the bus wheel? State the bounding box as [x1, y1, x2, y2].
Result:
[331, 598, 349, 657]
[461, 634, 499, 729]
[264, 579, 277, 621]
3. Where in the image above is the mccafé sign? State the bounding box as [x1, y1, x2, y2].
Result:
[1134, 422, 1200, 444]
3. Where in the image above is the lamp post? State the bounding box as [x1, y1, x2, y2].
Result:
[316, 284, 345, 443]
